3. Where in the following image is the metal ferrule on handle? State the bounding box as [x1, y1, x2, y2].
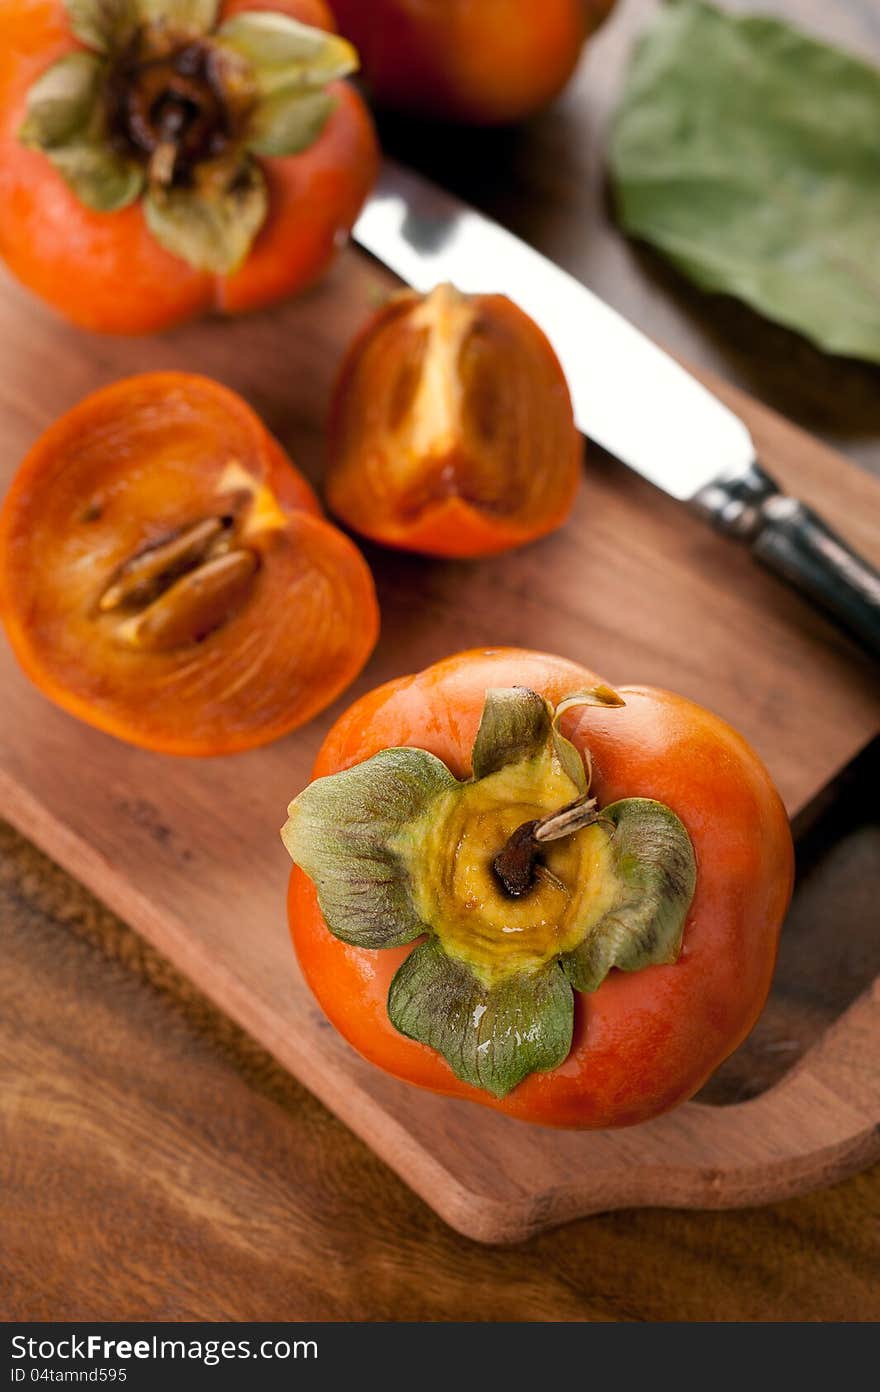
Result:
[694, 464, 880, 658]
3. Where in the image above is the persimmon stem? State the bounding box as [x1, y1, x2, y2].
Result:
[149, 140, 178, 186]
[492, 795, 601, 898]
[108, 35, 236, 185]
[534, 796, 599, 843]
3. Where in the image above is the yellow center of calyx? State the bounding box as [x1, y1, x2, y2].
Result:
[403, 754, 617, 988]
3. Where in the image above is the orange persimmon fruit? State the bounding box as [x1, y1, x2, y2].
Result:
[0, 372, 379, 755]
[325, 283, 582, 557]
[0, 0, 379, 333]
[284, 647, 793, 1128]
[330, 0, 617, 125]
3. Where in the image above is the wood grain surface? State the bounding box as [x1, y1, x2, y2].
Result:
[2, 0, 880, 1317]
[2, 815, 878, 1321]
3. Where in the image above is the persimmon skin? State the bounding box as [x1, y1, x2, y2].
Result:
[330, 0, 617, 125]
[288, 647, 794, 1129]
[0, 0, 379, 334]
[0, 372, 380, 756]
[325, 288, 582, 558]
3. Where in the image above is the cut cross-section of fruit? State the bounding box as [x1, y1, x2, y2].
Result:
[0, 371, 379, 755]
[325, 284, 582, 558]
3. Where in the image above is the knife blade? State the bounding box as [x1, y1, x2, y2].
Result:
[354, 159, 880, 658]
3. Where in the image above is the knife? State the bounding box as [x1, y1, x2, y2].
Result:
[354, 159, 880, 659]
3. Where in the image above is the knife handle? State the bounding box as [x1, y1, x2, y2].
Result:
[695, 462, 880, 658]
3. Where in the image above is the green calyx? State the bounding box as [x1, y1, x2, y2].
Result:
[19, 0, 358, 272]
[282, 685, 697, 1099]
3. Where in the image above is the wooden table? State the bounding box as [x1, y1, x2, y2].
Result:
[2, 0, 879, 1321]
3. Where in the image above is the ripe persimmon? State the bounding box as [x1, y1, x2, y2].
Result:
[325, 284, 582, 558]
[0, 372, 379, 755]
[0, 0, 379, 333]
[330, 0, 617, 125]
[284, 647, 793, 1128]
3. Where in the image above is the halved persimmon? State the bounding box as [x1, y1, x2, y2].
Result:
[0, 372, 379, 755]
[325, 283, 582, 557]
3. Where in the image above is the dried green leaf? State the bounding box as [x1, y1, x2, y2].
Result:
[143, 157, 267, 274]
[554, 685, 625, 719]
[64, 0, 218, 53]
[246, 87, 335, 158]
[63, 0, 133, 52]
[217, 11, 358, 97]
[470, 686, 552, 781]
[137, 0, 218, 34]
[610, 0, 880, 362]
[19, 52, 103, 147]
[561, 798, 696, 993]
[388, 939, 573, 1098]
[43, 141, 143, 211]
[282, 747, 457, 949]
[551, 686, 624, 793]
[20, 52, 143, 211]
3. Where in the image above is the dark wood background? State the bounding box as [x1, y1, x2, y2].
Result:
[2, 0, 879, 1320]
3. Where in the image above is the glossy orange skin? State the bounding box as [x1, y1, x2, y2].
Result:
[289, 647, 794, 1128]
[325, 289, 582, 558]
[0, 0, 379, 333]
[330, 0, 616, 124]
[0, 372, 380, 755]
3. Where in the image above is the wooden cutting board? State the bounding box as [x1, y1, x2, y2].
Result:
[1, 252, 878, 1243]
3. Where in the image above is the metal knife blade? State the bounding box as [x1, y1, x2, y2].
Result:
[354, 159, 880, 657]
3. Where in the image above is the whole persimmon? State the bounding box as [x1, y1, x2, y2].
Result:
[325, 284, 582, 557]
[330, 0, 617, 124]
[0, 0, 379, 332]
[0, 372, 379, 754]
[283, 647, 793, 1128]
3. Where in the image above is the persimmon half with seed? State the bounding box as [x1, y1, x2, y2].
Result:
[325, 283, 582, 557]
[0, 372, 379, 755]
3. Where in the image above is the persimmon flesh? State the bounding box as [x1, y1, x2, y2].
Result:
[326, 284, 582, 557]
[0, 372, 379, 755]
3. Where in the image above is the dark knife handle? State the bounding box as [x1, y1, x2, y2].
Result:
[694, 462, 880, 658]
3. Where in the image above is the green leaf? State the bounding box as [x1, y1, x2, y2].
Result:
[282, 747, 457, 950]
[64, 0, 217, 52]
[20, 52, 143, 212]
[20, 51, 102, 146]
[561, 798, 696, 993]
[63, 0, 134, 52]
[219, 13, 356, 161]
[137, 0, 218, 34]
[388, 939, 573, 1098]
[246, 87, 335, 158]
[217, 12, 358, 97]
[554, 686, 625, 720]
[551, 685, 624, 793]
[610, 0, 880, 362]
[470, 687, 551, 780]
[143, 156, 268, 274]
[43, 142, 143, 211]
